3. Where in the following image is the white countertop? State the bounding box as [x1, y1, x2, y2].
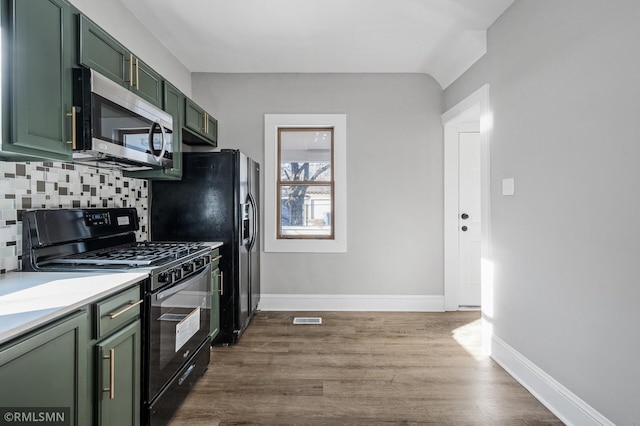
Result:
[0, 271, 148, 345]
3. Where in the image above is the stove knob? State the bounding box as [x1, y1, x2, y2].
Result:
[204, 255, 211, 264]
[194, 257, 205, 268]
[182, 262, 194, 273]
[173, 268, 183, 280]
[158, 272, 170, 284]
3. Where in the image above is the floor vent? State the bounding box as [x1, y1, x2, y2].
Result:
[293, 317, 322, 325]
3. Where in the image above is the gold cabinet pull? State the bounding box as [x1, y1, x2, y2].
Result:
[103, 348, 115, 399]
[125, 53, 134, 86]
[211, 255, 222, 262]
[108, 299, 143, 319]
[135, 57, 140, 90]
[65, 106, 76, 148]
[219, 271, 224, 296]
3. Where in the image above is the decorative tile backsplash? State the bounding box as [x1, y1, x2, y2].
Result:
[0, 161, 149, 273]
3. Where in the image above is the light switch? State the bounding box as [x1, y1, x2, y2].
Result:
[502, 178, 515, 196]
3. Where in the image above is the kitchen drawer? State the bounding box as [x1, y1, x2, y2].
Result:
[93, 285, 142, 340]
[210, 248, 221, 268]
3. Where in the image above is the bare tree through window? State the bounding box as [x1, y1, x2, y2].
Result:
[277, 128, 334, 239]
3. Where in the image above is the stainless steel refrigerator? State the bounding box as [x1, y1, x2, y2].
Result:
[150, 150, 260, 344]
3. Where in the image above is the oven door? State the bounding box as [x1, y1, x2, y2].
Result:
[148, 264, 211, 399]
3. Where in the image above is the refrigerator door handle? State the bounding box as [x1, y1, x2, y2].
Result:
[241, 202, 251, 245]
[248, 192, 258, 251]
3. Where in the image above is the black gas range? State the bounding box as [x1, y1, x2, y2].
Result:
[22, 208, 213, 425]
[22, 208, 212, 290]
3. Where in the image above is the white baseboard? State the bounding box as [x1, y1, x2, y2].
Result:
[491, 335, 615, 426]
[258, 294, 445, 312]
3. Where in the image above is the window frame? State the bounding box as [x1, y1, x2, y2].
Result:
[264, 114, 347, 253]
[277, 127, 335, 240]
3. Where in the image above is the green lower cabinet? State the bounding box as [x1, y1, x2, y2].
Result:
[90, 283, 142, 425]
[211, 267, 221, 340]
[1, 0, 74, 161]
[0, 310, 89, 425]
[210, 247, 221, 340]
[94, 320, 141, 426]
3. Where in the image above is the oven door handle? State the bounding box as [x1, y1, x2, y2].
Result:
[155, 265, 210, 300]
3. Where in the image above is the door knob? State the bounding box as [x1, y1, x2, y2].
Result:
[461, 226, 468, 232]
[461, 213, 469, 220]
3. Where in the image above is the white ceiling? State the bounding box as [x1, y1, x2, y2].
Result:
[119, 0, 513, 89]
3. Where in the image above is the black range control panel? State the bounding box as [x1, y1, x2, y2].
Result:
[85, 211, 111, 226]
[23, 208, 139, 247]
[81, 209, 138, 231]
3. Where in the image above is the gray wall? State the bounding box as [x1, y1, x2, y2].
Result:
[444, 1, 640, 424]
[193, 73, 444, 296]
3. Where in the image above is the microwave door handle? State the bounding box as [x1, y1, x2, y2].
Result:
[148, 121, 167, 164]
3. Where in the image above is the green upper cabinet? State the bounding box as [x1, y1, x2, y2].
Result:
[78, 15, 162, 108]
[184, 98, 218, 147]
[135, 58, 163, 107]
[125, 81, 183, 180]
[77, 15, 127, 86]
[205, 112, 218, 144]
[0, 0, 74, 161]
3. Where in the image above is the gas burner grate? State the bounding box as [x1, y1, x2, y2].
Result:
[51, 242, 209, 267]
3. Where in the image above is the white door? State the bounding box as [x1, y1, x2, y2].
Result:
[458, 131, 481, 308]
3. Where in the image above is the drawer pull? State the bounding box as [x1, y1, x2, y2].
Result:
[211, 255, 222, 262]
[108, 299, 143, 319]
[178, 364, 195, 386]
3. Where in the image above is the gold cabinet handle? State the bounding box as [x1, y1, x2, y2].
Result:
[219, 271, 224, 296]
[125, 53, 134, 86]
[66, 106, 76, 148]
[211, 255, 222, 262]
[103, 348, 115, 399]
[108, 299, 143, 319]
[135, 57, 140, 90]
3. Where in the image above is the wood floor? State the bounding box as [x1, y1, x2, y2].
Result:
[168, 311, 563, 425]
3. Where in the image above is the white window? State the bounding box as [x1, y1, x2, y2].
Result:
[264, 114, 347, 253]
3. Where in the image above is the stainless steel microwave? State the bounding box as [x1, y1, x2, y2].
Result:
[72, 67, 173, 171]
